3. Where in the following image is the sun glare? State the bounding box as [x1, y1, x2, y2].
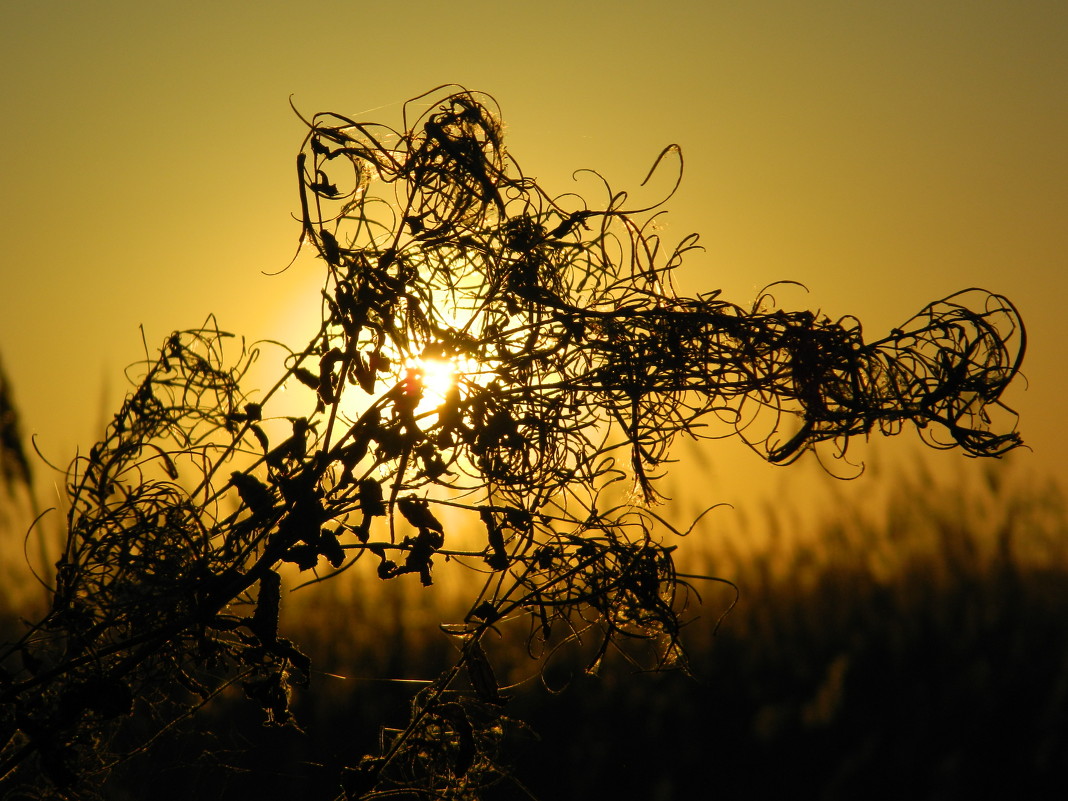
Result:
[406, 356, 458, 409]
[402, 353, 483, 420]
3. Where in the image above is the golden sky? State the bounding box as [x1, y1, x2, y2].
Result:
[1, 1, 1064, 516]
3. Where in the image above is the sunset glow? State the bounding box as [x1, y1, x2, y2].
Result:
[1, 0, 1062, 514]
[404, 356, 458, 411]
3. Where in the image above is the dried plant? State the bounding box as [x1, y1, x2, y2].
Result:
[0, 86, 1026, 799]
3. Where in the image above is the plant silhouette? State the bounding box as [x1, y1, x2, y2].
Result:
[0, 86, 1026, 799]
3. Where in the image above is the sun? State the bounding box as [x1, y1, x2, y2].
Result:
[401, 352, 484, 417]
[405, 356, 458, 409]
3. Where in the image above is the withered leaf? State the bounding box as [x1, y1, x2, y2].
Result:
[469, 601, 500, 624]
[397, 496, 443, 533]
[503, 506, 532, 530]
[249, 423, 270, 453]
[310, 170, 339, 196]
[358, 478, 386, 517]
[479, 508, 509, 570]
[351, 356, 376, 394]
[320, 228, 341, 265]
[377, 558, 399, 579]
[318, 528, 345, 568]
[548, 210, 594, 239]
[293, 366, 320, 390]
[282, 544, 320, 571]
[320, 347, 344, 371]
[437, 702, 476, 777]
[465, 638, 505, 705]
[413, 532, 439, 585]
[229, 471, 275, 518]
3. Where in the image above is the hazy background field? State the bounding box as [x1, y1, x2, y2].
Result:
[3, 435, 1065, 799]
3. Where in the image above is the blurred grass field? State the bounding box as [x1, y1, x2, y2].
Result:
[3, 452, 1066, 799]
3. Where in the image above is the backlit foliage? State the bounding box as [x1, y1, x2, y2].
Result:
[0, 87, 1025, 798]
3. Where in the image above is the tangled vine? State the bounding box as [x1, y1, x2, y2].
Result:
[0, 86, 1025, 798]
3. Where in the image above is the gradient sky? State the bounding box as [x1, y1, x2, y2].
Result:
[2, 1, 1065, 520]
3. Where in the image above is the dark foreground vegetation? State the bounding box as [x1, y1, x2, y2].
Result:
[5, 460, 1062, 800]
[0, 87, 1035, 798]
